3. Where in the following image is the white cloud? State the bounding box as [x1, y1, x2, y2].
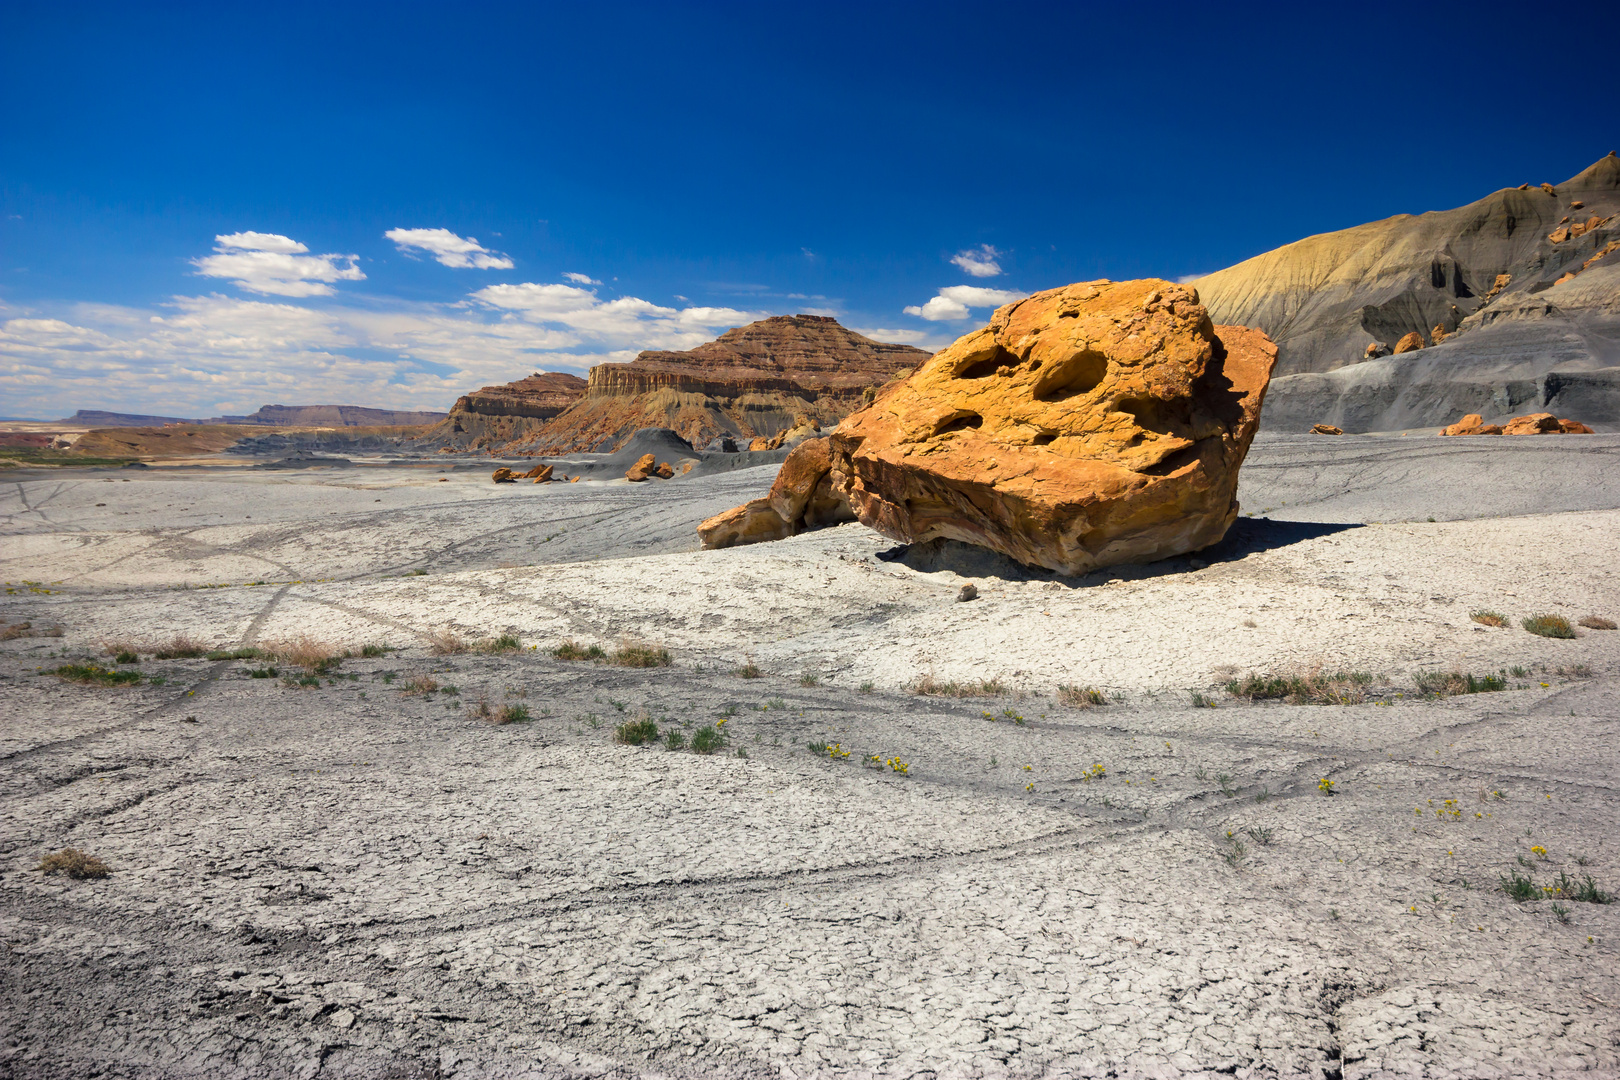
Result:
[563, 272, 601, 285]
[850, 326, 941, 347]
[903, 284, 1028, 322]
[1175, 272, 1206, 284]
[385, 227, 514, 270]
[192, 233, 365, 297]
[950, 244, 1003, 277]
[0, 279, 770, 418]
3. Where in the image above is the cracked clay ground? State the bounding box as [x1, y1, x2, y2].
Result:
[2, 435, 1619, 1078]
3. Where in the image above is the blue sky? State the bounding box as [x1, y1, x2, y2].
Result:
[2, 1, 1612, 419]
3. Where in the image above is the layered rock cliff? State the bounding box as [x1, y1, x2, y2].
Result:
[514, 316, 932, 454]
[1196, 154, 1620, 431]
[423, 372, 588, 449]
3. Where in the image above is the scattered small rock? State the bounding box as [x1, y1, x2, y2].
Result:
[957, 584, 978, 602]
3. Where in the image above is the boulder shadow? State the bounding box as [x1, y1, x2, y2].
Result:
[875, 517, 1363, 586]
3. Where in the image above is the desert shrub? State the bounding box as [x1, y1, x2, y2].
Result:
[360, 643, 388, 657]
[265, 635, 344, 673]
[690, 724, 727, 754]
[495, 703, 531, 724]
[734, 660, 763, 678]
[152, 634, 208, 659]
[1225, 668, 1372, 705]
[799, 671, 820, 687]
[664, 728, 687, 750]
[246, 666, 278, 678]
[53, 664, 140, 686]
[613, 642, 671, 668]
[1501, 870, 1538, 902]
[912, 673, 1006, 697]
[614, 717, 660, 745]
[1057, 685, 1106, 708]
[402, 674, 439, 695]
[1470, 610, 1506, 627]
[554, 640, 607, 661]
[206, 647, 263, 660]
[465, 695, 493, 720]
[1413, 671, 1508, 697]
[427, 629, 468, 655]
[1577, 615, 1616, 631]
[37, 848, 110, 879]
[114, 650, 138, 664]
[474, 633, 522, 654]
[1522, 614, 1575, 639]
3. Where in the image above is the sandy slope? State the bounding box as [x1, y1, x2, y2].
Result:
[1, 438, 1618, 1078]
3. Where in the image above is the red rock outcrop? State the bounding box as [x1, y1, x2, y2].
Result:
[1392, 332, 1425, 354]
[701, 281, 1279, 575]
[426, 372, 588, 451]
[517, 317, 930, 454]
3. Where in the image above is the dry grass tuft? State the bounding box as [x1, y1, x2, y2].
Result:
[1578, 615, 1617, 630]
[401, 674, 439, 695]
[152, 633, 209, 659]
[1057, 685, 1107, 708]
[912, 673, 1006, 698]
[1522, 613, 1575, 639]
[1470, 610, 1507, 628]
[465, 694, 493, 720]
[427, 629, 468, 655]
[264, 635, 344, 673]
[555, 640, 607, 661]
[612, 641, 672, 668]
[473, 633, 522, 654]
[37, 848, 110, 879]
[1226, 666, 1373, 705]
[2, 621, 63, 641]
[494, 702, 531, 724]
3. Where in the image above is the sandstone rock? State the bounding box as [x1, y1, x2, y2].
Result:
[625, 454, 657, 481]
[1572, 200, 1585, 210]
[491, 468, 518, 483]
[1555, 271, 1578, 286]
[521, 317, 930, 455]
[957, 584, 978, 602]
[427, 372, 588, 451]
[520, 463, 553, 482]
[1584, 240, 1620, 271]
[1439, 414, 1485, 436]
[696, 499, 795, 549]
[1502, 412, 1561, 435]
[1549, 225, 1572, 243]
[698, 437, 856, 549]
[1364, 342, 1390, 358]
[747, 437, 772, 451]
[1310, 424, 1343, 435]
[1518, 183, 1531, 190]
[1484, 273, 1513, 301]
[654, 462, 674, 479]
[824, 279, 1277, 576]
[1392, 332, 1425, 354]
[1541, 182, 1556, 195]
[1430, 324, 1448, 345]
[1559, 419, 1595, 433]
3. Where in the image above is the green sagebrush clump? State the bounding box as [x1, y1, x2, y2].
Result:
[1413, 671, 1507, 697]
[1522, 614, 1575, 639]
[614, 717, 660, 746]
[1225, 669, 1373, 705]
[54, 664, 140, 686]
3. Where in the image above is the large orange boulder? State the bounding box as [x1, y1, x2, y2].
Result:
[822, 279, 1276, 575]
[1560, 419, 1596, 434]
[520, 463, 554, 482]
[625, 453, 657, 481]
[1439, 414, 1491, 436]
[1392, 332, 1425, 354]
[492, 467, 518, 483]
[1503, 413, 1562, 435]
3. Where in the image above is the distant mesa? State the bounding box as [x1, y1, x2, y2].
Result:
[1195, 153, 1620, 433]
[433, 316, 931, 456]
[59, 405, 447, 428]
[422, 372, 589, 451]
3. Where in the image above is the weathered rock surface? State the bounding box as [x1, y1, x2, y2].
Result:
[822, 280, 1275, 575]
[698, 437, 855, 548]
[625, 454, 658, 482]
[1197, 154, 1620, 432]
[1392, 331, 1425, 354]
[1440, 412, 1592, 435]
[521, 463, 553, 482]
[1504, 412, 1564, 435]
[518, 316, 929, 455]
[1439, 413, 1490, 436]
[1309, 424, 1343, 435]
[491, 467, 518, 483]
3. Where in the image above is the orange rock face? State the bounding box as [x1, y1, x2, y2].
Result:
[698, 437, 855, 549]
[1560, 419, 1596, 434]
[1392, 332, 1425, 354]
[1439, 414, 1489, 436]
[520, 463, 554, 482]
[1502, 413, 1562, 435]
[1430, 324, 1448, 345]
[824, 279, 1277, 575]
[625, 454, 657, 481]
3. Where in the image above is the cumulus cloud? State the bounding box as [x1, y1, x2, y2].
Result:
[562, 272, 601, 285]
[0, 278, 768, 418]
[385, 227, 514, 270]
[950, 244, 1003, 278]
[849, 326, 942, 347]
[903, 284, 1028, 322]
[1175, 272, 1207, 284]
[192, 233, 365, 297]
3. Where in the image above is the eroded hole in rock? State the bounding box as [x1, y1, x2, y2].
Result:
[1033, 349, 1107, 401]
[1116, 396, 1176, 436]
[1031, 432, 1057, 446]
[934, 412, 984, 435]
[1139, 444, 1201, 477]
[956, 347, 1020, 380]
